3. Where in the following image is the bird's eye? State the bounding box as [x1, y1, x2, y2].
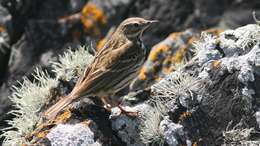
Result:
[132, 23, 139, 27]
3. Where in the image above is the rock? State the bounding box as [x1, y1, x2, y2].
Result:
[130, 29, 197, 91]
[159, 117, 188, 146]
[219, 10, 260, 29]
[0, 4, 11, 84]
[46, 123, 101, 146]
[111, 103, 152, 146]
[151, 24, 260, 145]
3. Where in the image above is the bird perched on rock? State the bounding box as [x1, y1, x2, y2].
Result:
[44, 17, 157, 119]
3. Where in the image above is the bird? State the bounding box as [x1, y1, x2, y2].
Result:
[44, 17, 157, 120]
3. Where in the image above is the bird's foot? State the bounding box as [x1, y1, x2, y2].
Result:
[109, 105, 139, 119]
[118, 105, 139, 118]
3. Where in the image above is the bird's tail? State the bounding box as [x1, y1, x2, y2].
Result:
[44, 95, 74, 120]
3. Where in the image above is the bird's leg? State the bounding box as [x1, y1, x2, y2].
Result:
[117, 104, 139, 118]
[111, 100, 139, 118]
[100, 96, 112, 111]
[101, 97, 139, 118]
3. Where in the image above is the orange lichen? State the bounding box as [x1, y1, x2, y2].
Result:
[148, 44, 170, 62]
[81, 2, 107, 36]
[26, 109, 73, 144]
[134, 30, 198, 89]
[36, 130, 50, 138]
[154, 75, 162, 82]
[56, 109, 72, 123]
[187, 36, 199, 45]
[192, 142, 198, 146]
[0, 25, 5, 32]
[179, 111, 192, 122]
[96, 38, 107, 51]
[169, 32, 182, 40]
[139, 67, 148, 80]
[212, 60, 222, 70]
[172, 46, 187, 63]
[162, 56, 174, 74]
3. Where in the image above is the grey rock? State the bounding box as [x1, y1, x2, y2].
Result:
[159, 117, 187, 146]
[46, 123, 101, 146]
[111, 103, 152, 146]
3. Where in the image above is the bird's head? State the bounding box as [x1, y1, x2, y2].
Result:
[117, 17, 158, 39]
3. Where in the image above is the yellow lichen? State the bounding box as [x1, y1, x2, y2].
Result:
[148, 44, 170, 62]
[81, 2, 107, 36]
[179, 111, 192, 122]
[139, 67, 148, 80]
[212, 60, 222, 70]
[187, 36, 199, 45]
[192, 142, 198, 146]
[172, 46, 187, 63]
[56, 109, 72, 123]
[96, 38, 107, 51]
[0, 25, 5, 32]
[36, 130, 50, 138]
[169, 32, 182, 40]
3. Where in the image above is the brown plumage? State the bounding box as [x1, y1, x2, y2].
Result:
[44, 17, 157, 119]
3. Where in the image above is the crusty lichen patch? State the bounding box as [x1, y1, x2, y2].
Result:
[1, 47, 94, 146]
[81, 2, 107, 36]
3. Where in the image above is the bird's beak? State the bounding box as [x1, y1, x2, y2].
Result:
[147, 20, 159, 24]
[144, 19, 158, 28]
[146, 20, 158, 25]
[140, 19, 158, 36]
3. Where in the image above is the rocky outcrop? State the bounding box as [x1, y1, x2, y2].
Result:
[2, 23, 260, 146]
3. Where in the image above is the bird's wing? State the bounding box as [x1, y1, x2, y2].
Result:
[70, 41, 137, 97]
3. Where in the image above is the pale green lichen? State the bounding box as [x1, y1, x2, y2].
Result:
[1, 46, 94, 146]
[151, 71, 202, 104]
[52, 46, 94, 81]
[139, 102, 166, 146]
[2, 68, 58, 145]
[139, 71, 202, 145]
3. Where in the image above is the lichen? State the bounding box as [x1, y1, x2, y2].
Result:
[81, 2, 107, 36]
[139, 103, 166, 146]
[1, 46, 94, 146]
[111, 103, 152, 146]
[130, 29, 195, 91]
[151, 70, 203, 109]
[223, 128, 258, 145]
[159, 117, 187, 146]
[219, 24, 260, 56]
[51, 46, 94, 81]
[192, 32, 222, 65]
[1, 68, 58, 146]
